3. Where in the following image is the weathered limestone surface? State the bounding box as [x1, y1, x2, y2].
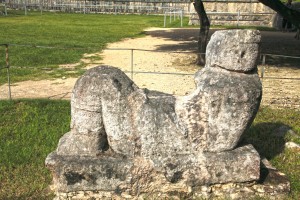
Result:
[46, 30, 289, 199]
[46, 145, 259, 193]
[205, 29, 260, 72]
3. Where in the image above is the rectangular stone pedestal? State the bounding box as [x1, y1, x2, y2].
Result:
[46, 145, 261, 199]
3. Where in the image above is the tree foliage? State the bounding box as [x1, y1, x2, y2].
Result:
[258, 0, 300, 39]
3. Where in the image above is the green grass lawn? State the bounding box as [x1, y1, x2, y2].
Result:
[0, 12, 167, 84]
[242, 107, 300, 199]
[0, 99, 70, 199]
[0, 99, 299, 199]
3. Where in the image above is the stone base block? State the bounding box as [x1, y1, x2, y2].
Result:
[50, 161, 290, 200]
[46, 145, 267, 199]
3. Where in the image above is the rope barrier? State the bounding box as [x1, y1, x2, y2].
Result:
[262, 54, 300, 59]
[1, 43, 299, 58]
[1, 44, 300, 102]
[2, 43, 101, 50]
[123, 70, 194, 76]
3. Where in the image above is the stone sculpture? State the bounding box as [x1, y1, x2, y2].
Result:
[46, 30, 289, 199]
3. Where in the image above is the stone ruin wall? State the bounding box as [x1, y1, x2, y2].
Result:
[4, 0, 282, 27]
[189, 1, 273, 13]
[188, 1, 276, 27]
[189, 1, 300, 28]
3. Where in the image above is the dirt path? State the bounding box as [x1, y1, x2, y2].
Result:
[0, 28, 199, 100]
[0, 28, 299, 109]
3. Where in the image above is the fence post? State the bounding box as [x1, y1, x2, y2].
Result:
[131, 49, 133, 80]
[5, 44, 12, 100]
[4, 3, 7, 16]
[262, 54, 266, 65]
[261, 54, 266, 79]
[84, 0, 86, 14]
[24, 1, 27, 15]
[40, 0, 43, 15]
[260, 65, 265, 79]
[164, 12, 166, 27]
[180, 10, 183, 27]
[237, 11, 240, 27]
[173, 10, 175, 21]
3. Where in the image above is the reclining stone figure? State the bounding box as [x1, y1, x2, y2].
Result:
[46, 29, 263, 199]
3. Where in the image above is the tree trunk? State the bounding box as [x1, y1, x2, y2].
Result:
[193, 0, 210, 65]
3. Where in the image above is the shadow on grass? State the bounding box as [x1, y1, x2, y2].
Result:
[239, 122, 288, 160]
[239, 122, 292, 185]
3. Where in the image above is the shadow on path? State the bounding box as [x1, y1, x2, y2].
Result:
[145, 28, 300, 68]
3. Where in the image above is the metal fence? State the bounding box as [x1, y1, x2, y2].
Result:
[2, 1, 188, 15]
[0, 44, 300, 109]
[164, 9, 183, 27]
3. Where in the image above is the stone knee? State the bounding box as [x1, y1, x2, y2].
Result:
[57, 66, 140, 156]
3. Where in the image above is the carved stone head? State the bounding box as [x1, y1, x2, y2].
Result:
[205, 29, 261, 72]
